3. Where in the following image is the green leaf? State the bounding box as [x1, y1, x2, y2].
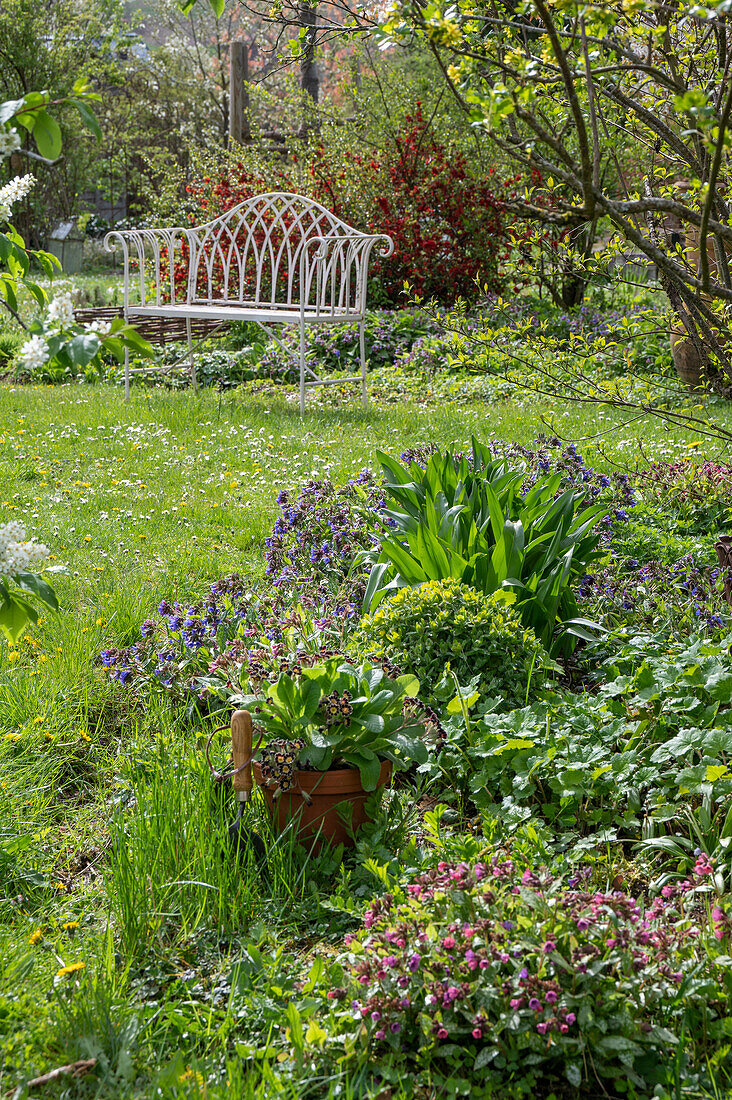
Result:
[353, 711, 385, 734]
[285, 1002, 304, 1052]
[0, 594, 35, 643]
[0, 97, 28, 125]
[71, 98, 102, 141]
[65, 333, 101, 367]
[14, 571, 59, 611]
[566, 1063, 582, 1088]
[356, 752, 382, 791]
[446, 690, 480, 713]
[31, 110, 62, 160]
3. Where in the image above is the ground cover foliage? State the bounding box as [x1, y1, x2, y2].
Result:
[0, 375, 732, 1100]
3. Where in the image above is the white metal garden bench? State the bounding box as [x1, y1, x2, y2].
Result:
[104, 193, 394, 413]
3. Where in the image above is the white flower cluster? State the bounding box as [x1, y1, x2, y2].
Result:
[0, 521, 49, 580]
[0, 127, 21, 158]
[84, 318, 111, 337]
[47, 292, 76, 328]
[0, 173, 35, 223]
[18, 334, 49, 371]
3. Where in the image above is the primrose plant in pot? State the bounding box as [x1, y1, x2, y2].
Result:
[237, 658, 428, 847]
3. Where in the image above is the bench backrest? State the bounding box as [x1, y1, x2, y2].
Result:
[185, 192, 377, 314]
[104, 193, 392, 317]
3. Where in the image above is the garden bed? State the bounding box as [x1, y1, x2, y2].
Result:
[2, 344, 732, 1098]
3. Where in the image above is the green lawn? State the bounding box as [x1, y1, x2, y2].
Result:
[0, 379, 729, 1098]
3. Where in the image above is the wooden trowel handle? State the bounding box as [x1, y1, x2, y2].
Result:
[231, 710, 253, 801]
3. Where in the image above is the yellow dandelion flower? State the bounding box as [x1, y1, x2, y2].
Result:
[28, 929, 43, 945]
[61, 921, 79, 932]
[33, 715, 46, 724]
[177, 1068, 206, 1087]
[7, 652, 19, 662]
[57, 962, 85, 977]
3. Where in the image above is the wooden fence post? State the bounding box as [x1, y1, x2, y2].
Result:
[229, 42, 251, 146]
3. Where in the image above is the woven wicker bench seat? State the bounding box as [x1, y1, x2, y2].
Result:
[104, 193, 394, 412]
[73, 306, 227, 346]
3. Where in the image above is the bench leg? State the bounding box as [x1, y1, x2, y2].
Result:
[299, 323, 306, 416]
[359, 319, 367, 410]
[124, 346, 130, 402]
[187, 318, 197, 392]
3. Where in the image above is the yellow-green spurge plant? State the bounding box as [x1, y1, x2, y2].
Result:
[353, 578, 546, 709]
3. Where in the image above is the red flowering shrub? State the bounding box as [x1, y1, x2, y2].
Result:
[308, 105, 508, 305]
[179, 105, 511, 307]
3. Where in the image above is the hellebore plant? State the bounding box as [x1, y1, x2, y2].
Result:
[237, 658, 428, 790]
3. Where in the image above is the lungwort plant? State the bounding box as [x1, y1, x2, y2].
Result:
[362, 440, 603, 655]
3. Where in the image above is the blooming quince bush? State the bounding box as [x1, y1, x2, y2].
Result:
[323, 858, 731, 1096]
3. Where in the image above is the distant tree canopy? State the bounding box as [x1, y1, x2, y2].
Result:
[373, 0, 732, 389]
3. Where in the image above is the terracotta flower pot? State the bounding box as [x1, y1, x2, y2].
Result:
[252, 759, 393, 850]
[670, 327, 704, 390]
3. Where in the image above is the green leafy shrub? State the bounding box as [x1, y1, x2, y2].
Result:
[0, 330, 22, 368]
[419, 632, 732, 840]
[353, 579, 545, 708]
[322, 858, 730, 1097]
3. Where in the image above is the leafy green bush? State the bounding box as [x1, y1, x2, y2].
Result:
[0, 330, 22, 368]
[422, 631, 732, 845]
[353, 579, 545, 708]
[363, 439, 604, 655]
[323, 858, 729, 1097]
